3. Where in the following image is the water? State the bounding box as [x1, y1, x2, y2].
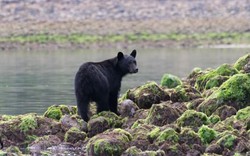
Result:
[0, 48, 248, 115]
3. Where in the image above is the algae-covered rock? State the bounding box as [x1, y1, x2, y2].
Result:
[60, 114, 87, 132]
[88, 111, 123, 137]
[198, 125, 217, 144]
[170, 84, 201, 102]
[18, 113, 38, 133]
[86, 128, 132, 156]
[195, 64, 238, 92]
[160, 73, 182, 88]
[146, 102, 181, 126]
[235, 106, 250, 121]
[122, 146, 165, 156]
[64, 127, 87, 143]
[155, 128, 179, 144]
[187, 67, 204, 86]
[179, 127, 202, 146]
[234, 54, 250, 71]
[198, 74, 250, 116]
[43, 105, 77, 120]
[216, 134, 237, 150]
[5, 146, 23, 155]
[122, 81, 170, 109]
[176, 110, 209, 131]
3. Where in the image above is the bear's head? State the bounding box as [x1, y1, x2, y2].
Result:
[117, 50, 138, 75]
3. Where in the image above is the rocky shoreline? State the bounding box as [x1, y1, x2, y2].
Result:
[1, 0, 250, 49]
[0, 54, 250, 155]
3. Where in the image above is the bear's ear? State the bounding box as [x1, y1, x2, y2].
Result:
[117, 52, 124, 61]
[130, 49, 136, 58]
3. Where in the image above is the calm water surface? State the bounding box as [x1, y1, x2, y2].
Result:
[0, 48, 248, 115]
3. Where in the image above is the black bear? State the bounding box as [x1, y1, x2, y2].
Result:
[75, 50, 138, 121]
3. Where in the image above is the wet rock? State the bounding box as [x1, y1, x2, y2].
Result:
[118, 99, 139, 117]
[154, 128, 179, 145]
[160, 73, 182, 88]
[235, 106, 250, 121]
[60, 114, 87, 132]
[234, 54, 250, 71]
[170, 84, 201, 102]
[176, 110, 209, 131]
[122, 109, 149, 129]
[43, 105, 77, 121]
[205, 143, 223, 154]
[29, 135, 61, 154]
[216, 134, 237, 150]
[186, 67, 204, 87]
[88, 111, 123, 137]
[195, 64, 238, 92]
[146, 102, 181, 126]
[87, 128, 132, 156]
[198, 74, 250, 116]
[213, 105, 237, 120]
[121, 81, 170, 109]
[122, 146, 165, 156]
[186, 98, 204, 110]
[64, 127, 87, 144]
[5, 146, 23, 155]
[160, 143, 184, 156]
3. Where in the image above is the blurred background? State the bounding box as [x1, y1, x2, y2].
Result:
[0, 0, 249, 115]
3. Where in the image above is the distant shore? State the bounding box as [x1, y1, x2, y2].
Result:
[1, 0, 250, 50]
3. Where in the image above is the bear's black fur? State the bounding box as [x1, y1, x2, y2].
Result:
[75, 50, 138, 121]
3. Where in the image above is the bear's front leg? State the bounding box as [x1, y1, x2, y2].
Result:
[109, 92, 120, 115]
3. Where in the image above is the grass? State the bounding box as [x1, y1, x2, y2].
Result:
[0, 32, 250, 44]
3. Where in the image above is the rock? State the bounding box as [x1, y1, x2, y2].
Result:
[43, 105, 77, 120]
[119, 99, 139, 117]
[176, 110, 209, 131]
[160, 73, 182, 88]
[29, 135, 61, 154]
[170, 84, 201, 102]
[186, 98, 204, 110]
[64, 127, 87, 144]
[216, 134, 237, 150]
[186, 67, 204, 87]
[213, 105, 237, 120]
[5, 146, 23, 155]
[205, 143, 223, 154]
[195, 64, 238, 92]
[146, 102, 181, 126]
[121, 81, 170, 109]
[60, 115, 87, 132]
[122, 146, 165, 156]
[88, 111, 123, 137]
[86, 128, 132, 156]
[154, 128, 179, 145]
[179, 128, 202, 145]
[234, 54, 250, 71]
[198, 74, 250, 116]
[235, 106, 250, 121]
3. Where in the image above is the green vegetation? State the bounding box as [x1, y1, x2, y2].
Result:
[198, 125, 217, 144]
[160, 74, 182, 88]
[1, 32, 250, 44]
[18, 114, 38, 132]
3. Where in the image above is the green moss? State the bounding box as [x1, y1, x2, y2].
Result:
[64, 127, 87, 143]
[147, 127, 161, 142]
[235, 106, 250, 120]
[18, 114, 38, 132]
[91, 111, 123, 128]
[155, 128, 179, 144]
[208, 115, 221, 124]
[198, 125, 217, 144]
[112, 128, 132, 141]
[177, 110, 209, 129]
[131, 119, 146, 129]
[195, 64, 238, 92]
[123, 146, 142, 155]
[160, 74, 182, 88]
[0, 150, 7, 156]
[217, 134, 237, 149]
[198, 74, 250, 116]
[234, 54, 250, 71]
[5, 146, 22, 155]
[43, 105, 76, 120]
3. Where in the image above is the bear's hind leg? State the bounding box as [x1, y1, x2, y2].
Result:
[109, 92, 120, 115]
[96, 94, 110, 113]
[77, 97, 90, 122]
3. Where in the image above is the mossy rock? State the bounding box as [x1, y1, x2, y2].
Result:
[88, 111, 123, 137]
[64, 127, 87, 143]
[195, 64, 238, 92]
[208, 115, 221, 125]
[235, 106, 250, 121]
[198, 125, 217, 144]
[198, 74, 250, 116]
[176, 110, 209, 131]
[160, 73, 182, 88]
[155, 128, 179, 144]
[147, 127, 161, 143]
[43, 105, 77, 120]
[179, 127, 202, 145]
[18, 113, 38, 133]
[216, 134, 237, 150]
[122, 146, 165, 156]
[234, 54, 250, 71]
[187, 67, 204, 86]
[146, 102, 181, 126]
[170, 84, 201, 102]
[213, 105, 237, 120]
[121, 81, 170, 109]
[86, 128, 132, 156]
